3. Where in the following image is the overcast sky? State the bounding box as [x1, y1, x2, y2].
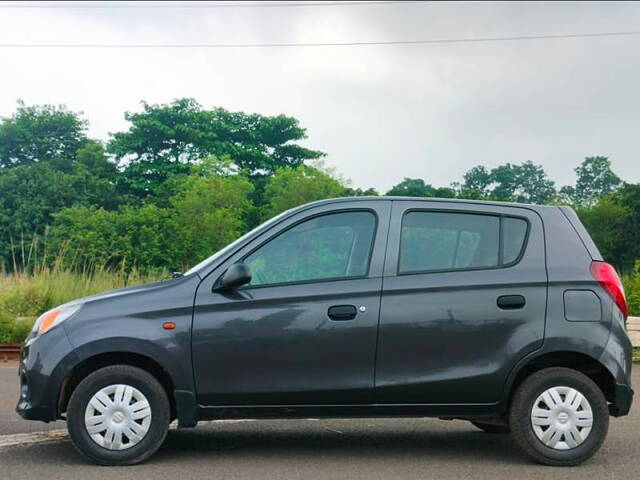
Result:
[0, 1, 639, 192]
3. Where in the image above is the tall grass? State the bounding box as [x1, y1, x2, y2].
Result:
[0, 264, 166, 343]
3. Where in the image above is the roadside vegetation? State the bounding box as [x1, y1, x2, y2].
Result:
[1, 99, 639, 344]
[0, 260, 165, 343]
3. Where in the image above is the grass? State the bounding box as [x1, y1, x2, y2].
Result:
[633, 348, 640, 363]
[0, 266, 166, 343]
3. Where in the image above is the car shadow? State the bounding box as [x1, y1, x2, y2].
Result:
[150, 420, 529, 465]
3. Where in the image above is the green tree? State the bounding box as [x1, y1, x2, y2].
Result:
[458, 165, 492, 198]
[458, 162, 556, 204]
[108, 98, 324, 196]
[75, 140, 118, 181]
[578, 197, 631, 270]
[0, 100, 88, 169]
[345, 187, 379, 196]
[262, 165, 346, 219]
[578, 183, 640, 271]
[563, 156, 622, 206]
[0, 101, 123, 270]
[489, 161, 556, 204]
[386, 178, 455, 198]
[387, 178, 435, 197]
[170, 167, 254, 268]
[0, 162, 119, 269]
[48, 158, 255, 272]
[613, 183, 640, 269]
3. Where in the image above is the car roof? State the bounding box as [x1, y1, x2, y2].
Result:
[294, 196, 555, 212]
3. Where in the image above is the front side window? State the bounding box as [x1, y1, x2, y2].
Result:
[244, 211, 376, 287]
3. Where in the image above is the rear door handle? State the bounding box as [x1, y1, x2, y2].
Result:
[328, 305, 357, 321]
[497, 295, 526, 310]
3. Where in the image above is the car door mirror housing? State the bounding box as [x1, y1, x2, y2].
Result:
[214, 263, 252, 291]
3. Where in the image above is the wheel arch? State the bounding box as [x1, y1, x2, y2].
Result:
[504, 350, 617, 409]
[58, 351, 177, 421]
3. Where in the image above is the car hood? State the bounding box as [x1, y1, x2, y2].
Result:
[61, 273, 199, 308]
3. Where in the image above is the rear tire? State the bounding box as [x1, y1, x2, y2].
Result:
[471, 421, 510, 434]
[67, 365, 170, 466]
[509, 367, 609, 466]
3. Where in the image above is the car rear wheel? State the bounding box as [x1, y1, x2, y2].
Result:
[509, 367, 608, 466]
[67, 365, 170, 466]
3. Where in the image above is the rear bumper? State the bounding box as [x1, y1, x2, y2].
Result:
[610, 383, 634, 417]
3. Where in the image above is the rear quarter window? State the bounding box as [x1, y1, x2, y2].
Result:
[502, 217, 528, 264]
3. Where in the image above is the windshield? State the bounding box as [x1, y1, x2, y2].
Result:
[183, 208, 294, 276]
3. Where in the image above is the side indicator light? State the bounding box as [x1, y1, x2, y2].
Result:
[162, 322, 176, 330]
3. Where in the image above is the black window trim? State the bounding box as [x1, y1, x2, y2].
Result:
[396, 208, 530, 276]
[236, 208, 380, 290]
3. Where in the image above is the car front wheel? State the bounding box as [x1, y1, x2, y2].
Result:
[66, 365, 170, 465]
[509, 367, 609, 466]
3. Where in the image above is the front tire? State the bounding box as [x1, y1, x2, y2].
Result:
[67, 365, 170, 466]
[509, 367, 609, 466]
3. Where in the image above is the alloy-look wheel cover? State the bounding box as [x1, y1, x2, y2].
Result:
[530, 385, 593, 450]
[84, 384, 152, 450]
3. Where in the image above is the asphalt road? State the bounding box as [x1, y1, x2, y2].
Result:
[1, 363, 638, 479]
[0, 364, 66, 435]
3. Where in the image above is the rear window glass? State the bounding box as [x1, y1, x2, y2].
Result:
[399, 211, 529, 274]
[399, 212, 500, 273]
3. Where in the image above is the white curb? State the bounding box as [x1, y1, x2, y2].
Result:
[0, 429, 68, 449]
[0, 419, 257, 450]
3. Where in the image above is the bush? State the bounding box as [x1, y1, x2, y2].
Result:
[622, 260, 640, 317]
[0, 312, 35, 344]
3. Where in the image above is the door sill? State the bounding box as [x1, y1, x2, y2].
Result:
[196, 402, 502, 421]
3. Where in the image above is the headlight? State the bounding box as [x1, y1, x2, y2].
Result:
[31, 304, 82, 337]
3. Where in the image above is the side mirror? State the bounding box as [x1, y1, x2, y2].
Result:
[214, 263, 251, 291]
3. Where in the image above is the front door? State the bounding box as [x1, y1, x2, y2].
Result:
[375, 201, 547, 404]
[192, 201, 391, 406]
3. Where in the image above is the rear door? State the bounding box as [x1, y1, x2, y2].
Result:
[375, 200, 547, 404]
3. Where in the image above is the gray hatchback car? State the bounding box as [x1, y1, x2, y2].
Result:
[17, 197, 633, 466]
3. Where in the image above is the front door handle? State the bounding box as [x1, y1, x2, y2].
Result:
[497, 295, 526, 310]
[328, 305, 357, 321]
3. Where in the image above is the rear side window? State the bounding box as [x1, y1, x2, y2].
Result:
[399, 211, 528, 274]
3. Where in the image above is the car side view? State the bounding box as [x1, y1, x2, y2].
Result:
[17, 197, 633, 466]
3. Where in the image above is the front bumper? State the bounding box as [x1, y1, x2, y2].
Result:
[16, 364, 56, 421]
[15, 326, 79, 422]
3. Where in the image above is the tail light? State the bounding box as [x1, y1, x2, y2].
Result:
[590, 261, 629, 319]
